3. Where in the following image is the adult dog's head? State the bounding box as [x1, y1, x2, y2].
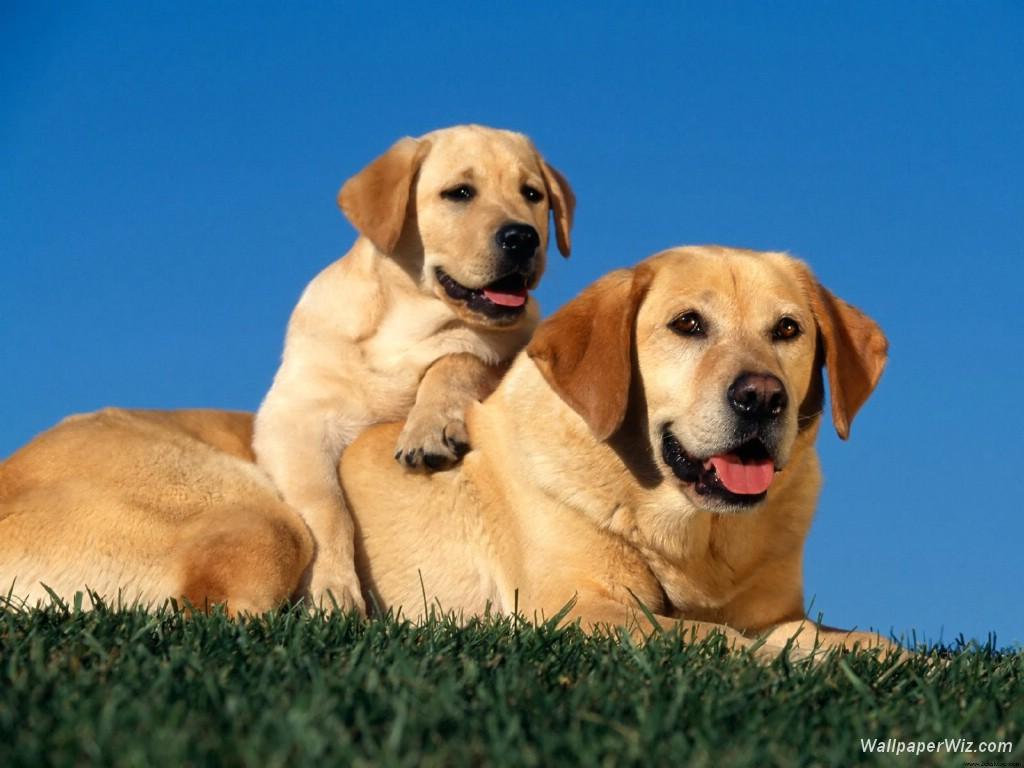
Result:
[337, 124, 574, 330]
[528, 246, 888, 514]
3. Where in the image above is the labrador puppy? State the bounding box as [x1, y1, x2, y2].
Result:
[253, 125, 574, 613]
[0, 246, 893, 656]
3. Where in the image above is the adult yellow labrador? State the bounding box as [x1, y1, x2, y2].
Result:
[0, 247, 891, 654]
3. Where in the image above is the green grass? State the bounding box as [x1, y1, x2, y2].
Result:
[0, 599, 1020, 767]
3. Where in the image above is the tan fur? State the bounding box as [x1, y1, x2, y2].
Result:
[527, 264, 654, 441]
[252, 125, 574, 613]
[0, 247, 895, 656]
[795, 264, 889, 439]
[0, 408, 312, 612]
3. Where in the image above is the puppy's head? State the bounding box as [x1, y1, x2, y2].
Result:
[528, 246, 888, 514]
[338, 124, 574, 330]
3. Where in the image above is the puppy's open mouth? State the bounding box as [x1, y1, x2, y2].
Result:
[661, 428, 778, 507]
[435, 268, 530, 320]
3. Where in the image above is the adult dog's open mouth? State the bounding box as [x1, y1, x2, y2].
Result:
[661, 427, 778, 507]
[436, 267, 530, 321]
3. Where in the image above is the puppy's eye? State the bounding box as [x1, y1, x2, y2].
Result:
[441, 185, 476, 202]
[521, 185, 544, 204]
[773, 316, 801, 341]
[669, 312, 706, 337]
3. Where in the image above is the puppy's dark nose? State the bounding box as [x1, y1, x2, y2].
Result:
[495, 223, 540, 260]
[728, 372, 788, 420]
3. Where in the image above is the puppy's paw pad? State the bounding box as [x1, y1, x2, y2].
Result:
[395, 414, 470, 472]
[443, 420, 470, 459]
[422, 452, 449, 470]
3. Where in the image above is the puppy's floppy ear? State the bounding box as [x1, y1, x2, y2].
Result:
[338, 137, 431, 254]
[540, 161, 575, 258]
[528, 265, 652, 440]
[798, 265, 889, 440]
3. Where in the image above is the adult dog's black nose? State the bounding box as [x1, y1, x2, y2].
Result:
[728, 372, 788, 420]
[495, 223, 540, 260]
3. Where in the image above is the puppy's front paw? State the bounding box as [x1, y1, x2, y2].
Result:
[395, 410, 470, 472]
[308, 568, 366, 615]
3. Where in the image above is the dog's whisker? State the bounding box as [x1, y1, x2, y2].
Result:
[798, 410, 823, 424]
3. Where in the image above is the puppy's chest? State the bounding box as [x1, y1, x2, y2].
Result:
[362, 300, 509, 377]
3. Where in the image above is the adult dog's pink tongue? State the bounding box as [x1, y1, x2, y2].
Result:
[707, 455, 775, 495]
[483, 287, 528, 307]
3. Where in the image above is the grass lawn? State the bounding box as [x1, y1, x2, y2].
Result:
[0, 599, 1020, 767]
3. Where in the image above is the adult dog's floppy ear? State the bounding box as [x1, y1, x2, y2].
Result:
[798, 265, 889, 440]
[540, 161, 575, 258]
[528, 265, 652, 440]
[338, 137, 431, 254]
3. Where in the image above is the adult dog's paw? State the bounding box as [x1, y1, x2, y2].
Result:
[761, 621, 909, 662]
[394, 409, 470, 472]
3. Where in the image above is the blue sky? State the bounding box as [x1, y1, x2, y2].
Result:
[2, 2, 1021, 645]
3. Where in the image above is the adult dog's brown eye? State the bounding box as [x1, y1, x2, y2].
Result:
[773, 316, 801, 341]
[441, 185, 476, 202]
[670, 312, 706, 337]
[521, 185, 544, 203]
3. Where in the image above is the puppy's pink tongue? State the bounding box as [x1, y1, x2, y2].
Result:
[483, 288, 527, 307]
[706, 455, 775, 495]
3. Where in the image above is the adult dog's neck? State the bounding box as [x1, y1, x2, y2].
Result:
[468, 353, 821, 630]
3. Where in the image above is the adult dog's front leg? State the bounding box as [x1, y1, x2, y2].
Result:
[555, 596, 772, 653]
[557, 597, 866, 661]
[764, 619, 905, 657]
[395, 354, 505, 471]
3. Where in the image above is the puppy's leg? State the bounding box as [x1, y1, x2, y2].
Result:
[253, 408, 366, 614]
[395, 353, 505, 471]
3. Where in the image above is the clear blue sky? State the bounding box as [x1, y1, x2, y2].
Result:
[2, 3, 1021, 646]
